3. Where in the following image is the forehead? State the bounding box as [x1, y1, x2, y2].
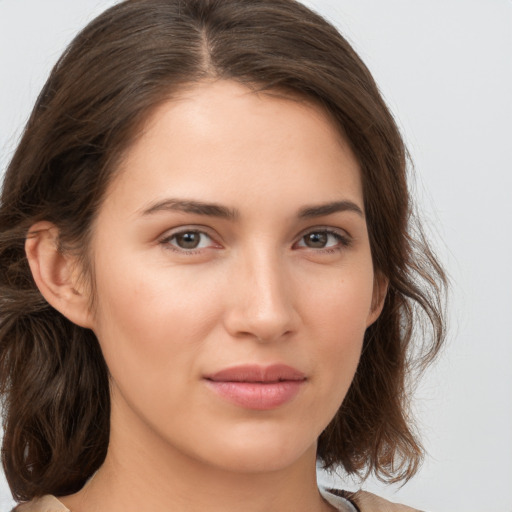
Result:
[106, 80, 363, 216]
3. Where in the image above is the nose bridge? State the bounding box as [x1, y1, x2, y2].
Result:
[226, 243, 295, 341]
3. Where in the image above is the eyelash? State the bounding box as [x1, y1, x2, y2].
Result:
[159, 227, 352, 255]
[159, 229, 218, 256]
[295, 229, 352, 254]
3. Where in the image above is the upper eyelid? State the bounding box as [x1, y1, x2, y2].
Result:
[159, 229, 220, 254]
[157, 225, 352, 246]
[159, 225, 218, 240]
[292, 227, 353, 252]
[296, 225, 351, 239]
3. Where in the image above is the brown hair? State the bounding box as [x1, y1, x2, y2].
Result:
[0, 0, 446, 502]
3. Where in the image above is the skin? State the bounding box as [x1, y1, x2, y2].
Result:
[27, 80, 386, 512]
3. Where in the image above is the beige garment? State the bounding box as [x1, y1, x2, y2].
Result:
[14, 495, 69, 512]
[13, 490, 422, 512]
[352, 490, 423, 511]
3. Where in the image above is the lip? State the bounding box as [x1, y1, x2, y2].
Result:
[204, 364, 307, 410]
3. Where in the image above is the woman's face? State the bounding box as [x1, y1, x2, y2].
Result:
[88, 80, 383, 473]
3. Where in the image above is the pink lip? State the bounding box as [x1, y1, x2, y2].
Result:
[204, 364, 306, 410]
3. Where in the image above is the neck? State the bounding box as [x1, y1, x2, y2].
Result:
[60, 400, 335, 512]
[62, 448, 330, 512]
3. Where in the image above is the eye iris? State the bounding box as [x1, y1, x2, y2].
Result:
[176, 232, 200, 249]
[305, 232, 328, 248]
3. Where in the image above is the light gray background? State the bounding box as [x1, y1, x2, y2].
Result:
[1, 1, 511, 511]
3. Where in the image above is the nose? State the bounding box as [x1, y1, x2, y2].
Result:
[223, 249, 297, 343]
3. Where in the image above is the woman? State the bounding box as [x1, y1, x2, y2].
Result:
[0, 1, 446, 511]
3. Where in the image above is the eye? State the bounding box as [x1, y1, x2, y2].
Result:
[295, 229, 350, 251]
[162, 230, 216, 251]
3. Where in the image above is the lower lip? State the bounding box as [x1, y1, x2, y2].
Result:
[205, 380, 304, 410]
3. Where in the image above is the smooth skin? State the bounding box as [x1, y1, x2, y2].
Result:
[26, 80, 387, 512]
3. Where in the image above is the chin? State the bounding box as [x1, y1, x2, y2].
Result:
[192, 425, 318, 474]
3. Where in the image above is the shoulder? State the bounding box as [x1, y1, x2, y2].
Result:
[326, 488, 424, 512]
[13, 495, 69, 512]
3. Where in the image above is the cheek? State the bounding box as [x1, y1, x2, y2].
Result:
[301, 261, 375, 338]
[299, 261, 374, 393]
[89, 260, 228, 434]
[91, 255, 223, 378]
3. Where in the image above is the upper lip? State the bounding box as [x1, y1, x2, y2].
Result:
[205, 364, 306, 383]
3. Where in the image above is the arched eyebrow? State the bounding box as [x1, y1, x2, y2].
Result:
[298, 200, 364, 219]
[141, 199, 239, 220]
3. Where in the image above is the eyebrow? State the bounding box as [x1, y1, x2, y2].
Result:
[141, 199, 239, 220]
[141, 198, 363, 220]
[298, 200, 364, 219]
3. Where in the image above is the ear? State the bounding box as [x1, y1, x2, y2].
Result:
[25, 221, 94, 329]
[366, 272, 389, 327]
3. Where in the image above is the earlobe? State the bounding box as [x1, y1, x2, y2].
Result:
[25, 221, 94, 329]
[367, 273, 389, 327]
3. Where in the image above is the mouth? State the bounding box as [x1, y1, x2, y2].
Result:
[205, 364, 306, 383]
[203, 364, 307, 410]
